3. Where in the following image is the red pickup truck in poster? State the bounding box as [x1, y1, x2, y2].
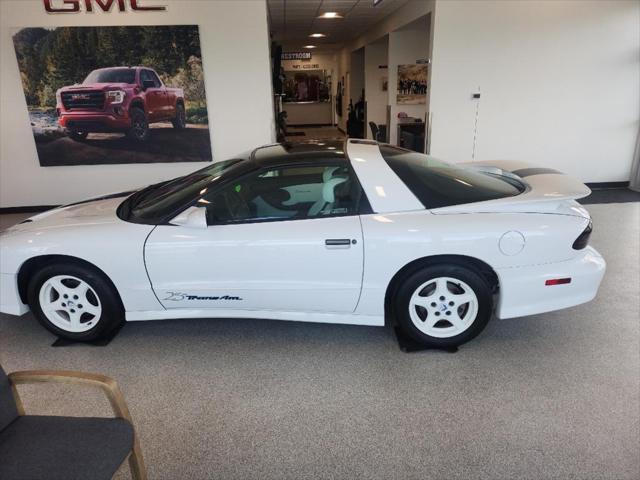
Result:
[56, 66, 186, 142]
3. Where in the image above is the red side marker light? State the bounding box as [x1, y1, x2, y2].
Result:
[545, 278, 572, 286]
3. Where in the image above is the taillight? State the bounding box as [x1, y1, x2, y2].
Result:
[572, 220, 592, 250]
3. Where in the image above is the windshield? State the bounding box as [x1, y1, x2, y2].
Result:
[84, 68, 136, 84]
[380, 146, 525, 209]
[118, 159, 248, 224]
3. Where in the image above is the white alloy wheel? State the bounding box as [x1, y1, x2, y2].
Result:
[408, 276, 479, 338]
[38, 275, 102, 333]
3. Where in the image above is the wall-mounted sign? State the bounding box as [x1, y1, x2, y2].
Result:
[43, 0, 166, 13]
[281, 52, 312, 61]
[291, 64, 320, 70]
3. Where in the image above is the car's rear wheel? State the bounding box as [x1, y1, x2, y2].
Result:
[394, 264, 493, 348]
[172, 102, 186, 129]
[127, 107, 149, 142]
[67, 130, 89, 141]
[27, 263, 124, 342]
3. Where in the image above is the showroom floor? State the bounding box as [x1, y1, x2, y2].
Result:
[0, 202, 638, 480]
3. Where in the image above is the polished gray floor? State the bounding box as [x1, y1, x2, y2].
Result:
[1, 203, 638, 480]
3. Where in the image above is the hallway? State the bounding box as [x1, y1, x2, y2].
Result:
[285, 125, 345, 143]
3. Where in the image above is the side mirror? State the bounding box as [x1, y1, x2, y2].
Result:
[170, 206, 207, 229]
[142, 80, 155, 91]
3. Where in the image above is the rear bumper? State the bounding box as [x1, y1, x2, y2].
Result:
[496, 246, 606, 319]
[0, 273, 29, 316]
[59, 112, 131, 132]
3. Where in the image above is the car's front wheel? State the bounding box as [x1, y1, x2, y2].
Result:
[394, 264, 493, 348]
[27, 263, 124, 342]
[127, 107, 149, 142]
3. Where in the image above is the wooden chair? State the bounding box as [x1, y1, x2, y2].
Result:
[0, 365, 147, 480]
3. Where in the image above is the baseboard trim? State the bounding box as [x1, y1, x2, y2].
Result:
[0, 205, 58, 214]
[585, 181, 630, 190]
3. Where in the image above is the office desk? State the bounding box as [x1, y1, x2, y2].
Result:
[397, 122, 425, 153]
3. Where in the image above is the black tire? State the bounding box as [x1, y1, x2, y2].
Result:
[127, 107, 149, 142]
[67, 130, 89, 141]
[172, 102, 186, 129]
[27, 262, 125, 342]
[394, 264, 493, 348]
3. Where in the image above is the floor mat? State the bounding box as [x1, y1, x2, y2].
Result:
[579, 188, 640, 204]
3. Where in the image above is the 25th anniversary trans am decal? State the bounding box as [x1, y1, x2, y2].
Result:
[163, 292, 243, 302]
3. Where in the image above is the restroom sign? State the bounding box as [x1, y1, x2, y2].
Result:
[281, 52, 312, 61]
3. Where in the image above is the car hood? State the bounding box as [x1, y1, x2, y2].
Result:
[60, 83, 133, 91]
[3, 194, 132, 236]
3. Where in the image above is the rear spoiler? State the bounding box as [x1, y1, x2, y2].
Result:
[463, 160, 591, 202]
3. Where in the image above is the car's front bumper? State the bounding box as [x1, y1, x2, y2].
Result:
[496, 246, 606, 319]
[0, 273, 29, 316]
[58, 111, 131, 132]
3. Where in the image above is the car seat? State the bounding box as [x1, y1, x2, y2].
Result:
[308, 167, 349, 216]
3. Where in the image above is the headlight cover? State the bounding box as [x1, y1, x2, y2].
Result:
[107, 90, 126, 104]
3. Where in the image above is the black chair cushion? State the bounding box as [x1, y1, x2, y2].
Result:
[0, 415, 134, 480]
[0, 366, 18, 432]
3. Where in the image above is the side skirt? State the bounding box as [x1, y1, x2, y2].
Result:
[125, 308, 385, 327]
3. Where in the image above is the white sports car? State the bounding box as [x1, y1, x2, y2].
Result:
[0, 140, 605, 347]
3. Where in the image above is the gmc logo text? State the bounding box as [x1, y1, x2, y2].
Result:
[44, 0, 166, 13]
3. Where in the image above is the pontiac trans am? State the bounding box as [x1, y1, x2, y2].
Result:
[0, 140, 606, 347]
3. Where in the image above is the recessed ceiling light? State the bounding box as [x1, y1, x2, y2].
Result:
[303, 45, 317, 49]
[309, 33, 326, 38]
[318, 12, 343, 19]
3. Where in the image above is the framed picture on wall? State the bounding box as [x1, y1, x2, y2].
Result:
[12, 25, 212, 167]
[397, 64, 427, 105]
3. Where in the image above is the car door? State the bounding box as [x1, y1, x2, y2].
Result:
[144, 162, 366, 313]
[140, 69, 165, 121]
[147, 69, 173, 118]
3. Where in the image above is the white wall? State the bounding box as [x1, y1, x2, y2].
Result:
[364, 39, 389, 139]
[429, 0, 640, 182]
[0, 0, 274, 208]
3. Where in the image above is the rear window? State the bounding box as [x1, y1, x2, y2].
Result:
[380, 146, 525, 209]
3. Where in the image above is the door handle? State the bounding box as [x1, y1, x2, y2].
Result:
[325, 239, 353, 246]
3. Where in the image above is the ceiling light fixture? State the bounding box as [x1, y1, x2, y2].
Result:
[309, 33, 326, 38]
[318, 12, 343, 19]
[303, 45, 317, 49]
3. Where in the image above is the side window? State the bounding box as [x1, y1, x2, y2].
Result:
[140, 70, 150, 86]
[199, 164, 362, 225]
[141, 70, 161, 88]
[149, 70, 162, 88]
